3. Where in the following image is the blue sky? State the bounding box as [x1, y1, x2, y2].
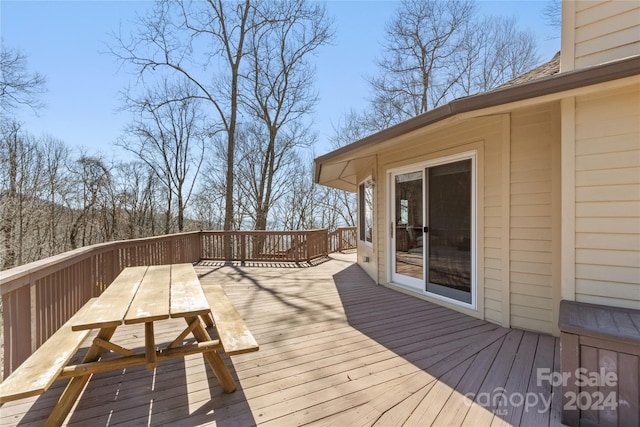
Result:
[2, 1, 560, 158]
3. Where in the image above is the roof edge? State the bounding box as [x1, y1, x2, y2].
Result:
[314, 54, 640, 180]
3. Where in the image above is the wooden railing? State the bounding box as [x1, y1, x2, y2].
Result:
[200, 229, 329, 263]
[0, 228, 343, 376]
[328, 226, 357, 253]
[1, 232, 201, 378]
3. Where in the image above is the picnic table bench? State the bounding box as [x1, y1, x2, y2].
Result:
[0, 263, 258, 426]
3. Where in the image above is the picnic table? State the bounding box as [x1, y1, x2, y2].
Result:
[0, 263, 259, 426]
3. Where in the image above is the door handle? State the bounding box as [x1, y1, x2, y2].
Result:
[424, 226, 429, 233]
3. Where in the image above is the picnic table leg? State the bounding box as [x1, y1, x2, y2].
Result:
[45, 327, 117, 427]
[184, 316, 237, 393]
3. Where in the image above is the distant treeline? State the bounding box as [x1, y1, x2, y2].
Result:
[0, 121, 355, 270]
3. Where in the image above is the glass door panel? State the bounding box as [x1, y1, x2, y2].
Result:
[426, 159, 472, 303]
[394, 172, 423, 280]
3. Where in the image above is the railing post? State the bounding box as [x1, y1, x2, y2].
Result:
[241, 233, 246, 265]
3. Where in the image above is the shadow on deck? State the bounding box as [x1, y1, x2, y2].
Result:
[0, 253, 564, 426]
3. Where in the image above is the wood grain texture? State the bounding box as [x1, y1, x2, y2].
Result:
[124, 265, 170, 324]
[169, 264, 210, 318]
[71, 267, 148, 331]
[0, 299, 96, 403]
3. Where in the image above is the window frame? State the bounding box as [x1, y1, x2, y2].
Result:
[358, 177, 374, 247]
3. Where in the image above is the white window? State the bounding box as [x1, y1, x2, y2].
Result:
[359, 179, 374, 245]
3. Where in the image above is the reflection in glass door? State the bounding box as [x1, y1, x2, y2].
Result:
[426, 159, 472, 304]
[393, 172, 423, 282]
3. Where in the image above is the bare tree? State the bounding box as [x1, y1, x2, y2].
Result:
[66, 155, 112, 249]
[368, 0, 475, 124]
[238, 0, 332, 230]
[366, 0, 539, 127]
[0, 43, 47, 114]
[110, 0, 262, 235]
[455, 15, 539, 96]
[119, 80, 205, 232]
[543, 0, 562, 31]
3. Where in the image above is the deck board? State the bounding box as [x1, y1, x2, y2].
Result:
[0, 253, 561, 426]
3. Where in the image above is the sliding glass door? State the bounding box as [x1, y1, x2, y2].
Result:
[390, 153, 475, 306]
[425, 159, 472, 303]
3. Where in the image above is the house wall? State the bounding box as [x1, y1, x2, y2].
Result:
[573, 84, 640, 309]
[366, 115, 502, 321]
[509, 104, 561, 335]
[562, 0, 640, 71]
[352, 105, 564, 334]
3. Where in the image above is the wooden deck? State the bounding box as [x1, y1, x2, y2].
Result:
[0, 253, 565, 426]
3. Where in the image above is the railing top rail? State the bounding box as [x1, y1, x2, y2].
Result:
[1, 231, 201, 292]
[200, 229, 328, 235]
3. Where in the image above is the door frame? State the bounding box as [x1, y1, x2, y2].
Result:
[387, 150, 478, 310]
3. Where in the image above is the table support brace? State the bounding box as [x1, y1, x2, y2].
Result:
[185, 316, 237, 393]
[45, 326, 117, 427]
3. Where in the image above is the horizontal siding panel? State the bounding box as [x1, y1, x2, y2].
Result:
[511, 294, 552, 310]
[510, 250, 553, 264]
[511, 216, 552, 229]
[510, 181, 551, 195]
[511, 158, 552, 171]
[510, 169, 552, 184]
[484, 217, 502, 228]
[576, 184, 640, 202]
[511, 316, 552, 334]
[510, 228, 552, 241]
[484, 258, 501, 270]
[485, 247, 501, 259]
[511, 261, 552, 276]
[511, 282, 553, 299]
[510, 305, 552, 322]
[485, 278, 502, 293]
[576, 264, 640, 284]
[576, 217, 640, 234]
[575, 43, 640, 69]
[484, 227, 501, 239]
[576, 6, 640, 40]
[576, 151, 640, 171]
[576, 134, 640, 156]
[576, 201, 640, 217]
[485, 237, 501, 249]
[485, 278, 502, 292]
[511, 272, 552, 287]
[575, 1, 639, 26]
[485, 195, 501, 207]
[510, 239, 552, 252]
[576, 118, 639, 140]
[576, 233, 640, 251]
[511, 205, 552, 217]
[575, 294, 640, 310]
[485, 206, 501, 217]
[576, 279, 640, 301]
[576, 25, 640, 57]
[576, 168, 640, 186]
[485, 308, 501, 324]
[485, 268, 501, 281]
[511, 193, 552, 206]
[485, 288, 501, 303]
[576, 248, 640, 268]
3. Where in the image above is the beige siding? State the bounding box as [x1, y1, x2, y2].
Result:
[574, 84, 640, 309]
[573, 1, 640, 69]
[509, 104, 560, 335]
